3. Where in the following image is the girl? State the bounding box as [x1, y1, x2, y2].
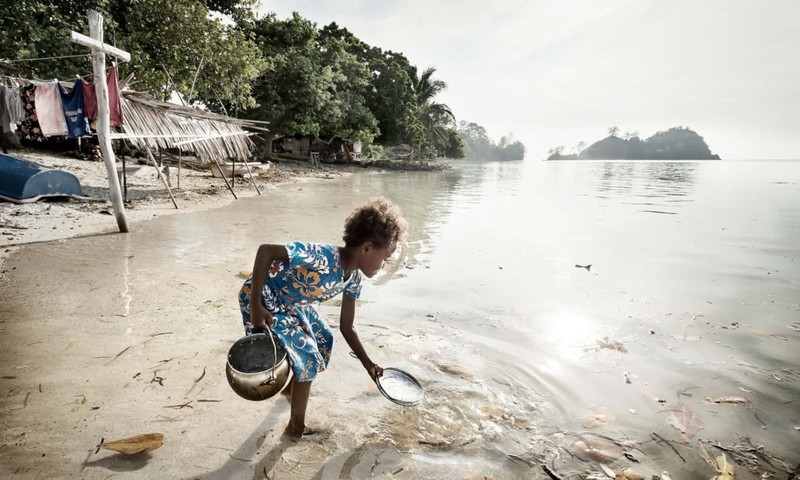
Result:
[238, 197, 408, 438]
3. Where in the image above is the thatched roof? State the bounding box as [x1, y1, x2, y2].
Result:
[115, 92, 269, 163]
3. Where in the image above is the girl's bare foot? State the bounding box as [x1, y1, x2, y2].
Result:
[282, 423, 326, 439]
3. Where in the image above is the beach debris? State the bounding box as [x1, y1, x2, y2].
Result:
[664, 403, 705, 440]
[614, 469, 645, 480]
[238, 270, 251, 278]
[479, 404, 504, 420]
[569, 434, 625, 463]
[150, 372, 165, 386]
[677, 386, 699, 398]
[706, 436, 795, 476]
[542, 464, 564, 480]
[650, 432, 686, 462]
[96, 433, 164, 455]
[194, 367, 207, 385]
[582, 406, 616, 428]
[623, 452, 640, 463]
[699, 443, 736, 480]
[660, 472, 673, 480]
[593, 337, 627, 353]
[164, 400, 193, 409]
[110, 345, 132, 362]
[575, 264, 592, 271]
[433, 362, 473, 381]
[623, 372, 632, 384]
[704, 396, 748, 406]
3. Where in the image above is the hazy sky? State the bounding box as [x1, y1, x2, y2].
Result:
[259, 0, 800, 160]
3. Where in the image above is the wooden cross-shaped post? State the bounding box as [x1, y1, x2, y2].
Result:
[71, 10, 131, 232]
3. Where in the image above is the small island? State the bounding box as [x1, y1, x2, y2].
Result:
[547, 126, 720, 160]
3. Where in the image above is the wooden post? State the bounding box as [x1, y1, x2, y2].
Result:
[71, 10, 131, 232]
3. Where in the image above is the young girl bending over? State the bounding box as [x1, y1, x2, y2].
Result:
[238, 197, 407, 437]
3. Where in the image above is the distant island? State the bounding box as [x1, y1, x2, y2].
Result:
[547, 126, 720, 160]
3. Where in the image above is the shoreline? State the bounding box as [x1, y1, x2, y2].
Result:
[0, 149, 446, 275]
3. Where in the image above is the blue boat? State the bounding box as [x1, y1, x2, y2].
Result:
[0, 153, 91, 203]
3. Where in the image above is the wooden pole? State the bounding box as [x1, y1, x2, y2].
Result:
[73, 10, 129, 232]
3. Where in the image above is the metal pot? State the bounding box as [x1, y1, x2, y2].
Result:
[226, 333, 292, 401]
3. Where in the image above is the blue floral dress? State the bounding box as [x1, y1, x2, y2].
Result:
[238, 242, 362, 382]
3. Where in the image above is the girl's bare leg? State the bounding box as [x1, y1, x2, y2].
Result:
[280, 378, 292, 404]
[284, 379, 312, 438]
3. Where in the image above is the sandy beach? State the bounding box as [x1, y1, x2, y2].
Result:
[0, 151, 467, 480]
[0, 151, 363, 270]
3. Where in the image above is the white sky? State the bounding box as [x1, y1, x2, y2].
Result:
[259, 0, 800, 159]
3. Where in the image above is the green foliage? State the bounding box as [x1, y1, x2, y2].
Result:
[317, 23, 417, 145]
[458, 121, 525, 160]
[0, 0, 110, 79]
[0, 0, 264, 110]
[2, 4, 467, 158]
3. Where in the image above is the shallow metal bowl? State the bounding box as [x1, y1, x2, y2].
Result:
[226, 333, 291, 401]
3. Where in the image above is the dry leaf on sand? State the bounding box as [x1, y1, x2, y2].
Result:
[97, 433, 164, 455]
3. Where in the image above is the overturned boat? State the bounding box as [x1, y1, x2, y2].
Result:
[0, 154, 90, 203]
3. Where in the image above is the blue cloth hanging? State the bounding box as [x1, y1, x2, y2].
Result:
[59, 79, 91, 138]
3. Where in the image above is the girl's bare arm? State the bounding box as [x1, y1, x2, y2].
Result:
[340, 295, 383, 381]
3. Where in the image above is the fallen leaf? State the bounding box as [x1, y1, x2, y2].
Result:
[479, 405, 504, 420]
[615, 469, 645, 480]
[569, 435, 624, 463]
[97, 433, 164, 455]
[698, 442, 717, 470]
[583, 406, 616, 428]
[599, 464, 615, 478]
[665, 403, 705, 441]
[714, 453, 735, 480]
[238, 270, 251, 278]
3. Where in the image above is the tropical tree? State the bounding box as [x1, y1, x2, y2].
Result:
[0, 0, 264, 110]
[411, 66, 455, 158]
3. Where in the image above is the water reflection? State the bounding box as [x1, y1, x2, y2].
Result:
[587, 161, 699, 214]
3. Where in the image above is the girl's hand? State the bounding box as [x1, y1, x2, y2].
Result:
[250, 303, 273, 330]
[367, 363, 384, 383]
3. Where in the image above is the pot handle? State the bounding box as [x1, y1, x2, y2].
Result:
[260, 330, 279, 386]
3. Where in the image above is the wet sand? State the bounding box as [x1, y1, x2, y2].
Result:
[0, 153, 412, 479]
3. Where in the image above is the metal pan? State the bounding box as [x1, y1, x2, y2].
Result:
[377, 367, 423, 406]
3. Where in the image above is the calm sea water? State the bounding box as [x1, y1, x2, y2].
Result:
[330, 159, 800, 478]
[2, 159, 798, 479]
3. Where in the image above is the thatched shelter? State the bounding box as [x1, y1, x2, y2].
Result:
[114, 91, 269, 163]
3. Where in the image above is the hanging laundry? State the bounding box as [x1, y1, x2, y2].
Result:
[82, 67, 124, 126]
[35, 81, 69, 137]
[108, 65, 124, 126]
[59, 79, 91, 138]
[0, 85, 12, 131]
[19, 84, 45, 142]
[82, 76, 97, 120]
[4, 85, 25, 124]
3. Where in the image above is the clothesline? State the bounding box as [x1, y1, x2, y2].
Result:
[6, 54, 92, 63]
[0, 67, 125, 141]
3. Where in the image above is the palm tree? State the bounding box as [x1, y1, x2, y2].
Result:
[411, 67, 455, 157]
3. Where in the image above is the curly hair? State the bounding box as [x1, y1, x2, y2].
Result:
[343, 197, 408, 250]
